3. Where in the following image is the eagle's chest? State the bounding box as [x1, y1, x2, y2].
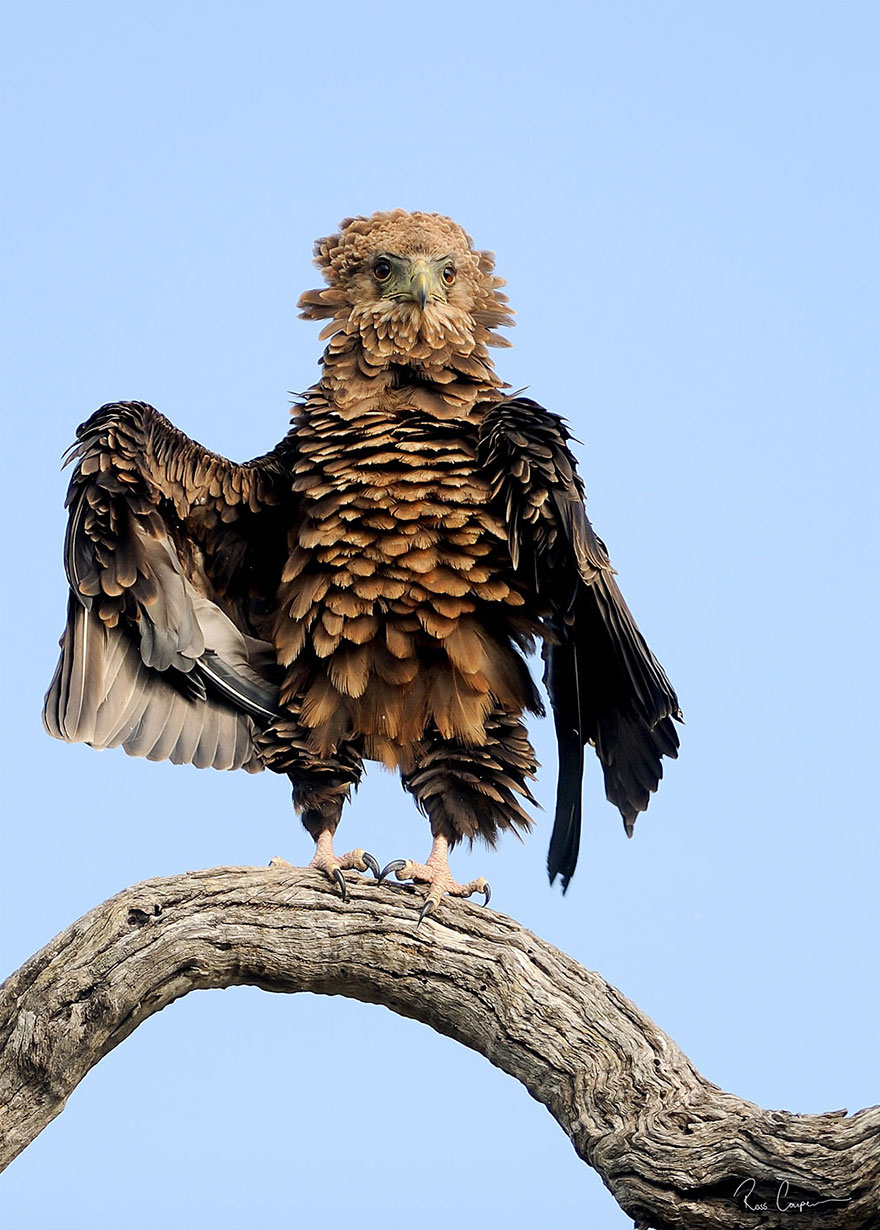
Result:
[286, 405, 511, 612]
[272, 400, 533, 756]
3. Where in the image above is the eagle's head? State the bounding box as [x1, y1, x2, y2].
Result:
[298, 210, 514, 375]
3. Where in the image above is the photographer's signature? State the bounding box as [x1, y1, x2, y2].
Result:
[734, 1177, 850, 1214]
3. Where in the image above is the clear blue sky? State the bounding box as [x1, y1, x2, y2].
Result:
[2, 3, 878, 1226]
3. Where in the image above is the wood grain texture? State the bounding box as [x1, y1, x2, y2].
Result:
[1, 867, 876, 1228]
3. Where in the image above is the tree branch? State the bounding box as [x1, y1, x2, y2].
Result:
[1, 867, 876, 1228]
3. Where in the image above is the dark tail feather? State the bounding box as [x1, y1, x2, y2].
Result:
[545, 631, 584, 892]
[547, 719, 583, 892]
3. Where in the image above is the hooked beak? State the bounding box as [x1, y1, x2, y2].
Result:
[409, 259, 433, 310]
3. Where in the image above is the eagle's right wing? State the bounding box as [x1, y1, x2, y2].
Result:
[44, 401, 295, 771]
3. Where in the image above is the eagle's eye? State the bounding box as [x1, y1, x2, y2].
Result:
[373, 258, 392, 282]
[442, 265, 456, 286]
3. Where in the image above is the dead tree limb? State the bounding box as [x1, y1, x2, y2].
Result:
[1, 866, 876, 1228]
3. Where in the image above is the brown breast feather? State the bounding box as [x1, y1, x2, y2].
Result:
[273, 394, 541, 768]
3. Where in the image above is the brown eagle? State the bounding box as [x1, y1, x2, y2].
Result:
[44, 210, 680, 914]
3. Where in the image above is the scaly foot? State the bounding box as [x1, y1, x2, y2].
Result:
[270, 832, 379, 901]
[378, 834, 491, 923]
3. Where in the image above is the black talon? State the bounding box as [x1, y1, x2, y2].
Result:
[362, 852, 381, 879]
[332, 868, 348, 902]
[378, 858, 408, 885]
[483, 883, 492, 907]
[418, 897, 437, 925]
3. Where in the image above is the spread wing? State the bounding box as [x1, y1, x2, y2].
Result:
[479, 397, 681, 890]
[44, 401, 295, 771]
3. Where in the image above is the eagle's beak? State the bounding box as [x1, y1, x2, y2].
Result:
[410, 260, 432, 310]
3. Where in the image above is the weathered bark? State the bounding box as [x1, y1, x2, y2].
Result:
[1, 867, 876, 1228]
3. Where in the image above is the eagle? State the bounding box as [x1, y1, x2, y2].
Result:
[44, 210, 681, 915]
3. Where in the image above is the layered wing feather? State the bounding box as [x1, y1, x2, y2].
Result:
[44, 401, 293, 770]
[479, 397, 681, 890]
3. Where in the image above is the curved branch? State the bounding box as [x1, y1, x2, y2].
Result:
[1, 867, 877, 1228]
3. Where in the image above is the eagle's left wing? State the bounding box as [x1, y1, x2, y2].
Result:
[478, 397, 681, 890]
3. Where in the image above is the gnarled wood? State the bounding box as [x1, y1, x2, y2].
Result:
[1, 867, 876, 1228]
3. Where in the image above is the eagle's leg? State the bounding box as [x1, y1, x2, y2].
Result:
[296, 750, 379, 898]
[305, 830, 380, 900]
[271, 827, 379, 900]
[264, 733, 376, 899]
[381, 711, 537, 918]
[379, 833, 490, 922]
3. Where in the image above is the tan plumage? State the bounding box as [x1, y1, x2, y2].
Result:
[45, 210, 681, 895]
